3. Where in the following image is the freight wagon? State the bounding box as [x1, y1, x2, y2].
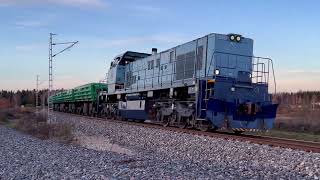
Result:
[51, 83, 107, 116]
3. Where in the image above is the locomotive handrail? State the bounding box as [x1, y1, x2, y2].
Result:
[270, 58, 277, 94]
[211, 51, 277, 94]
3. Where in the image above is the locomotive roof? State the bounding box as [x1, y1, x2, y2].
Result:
[113, 33, 252, 65]
[114, 51, 150, 64]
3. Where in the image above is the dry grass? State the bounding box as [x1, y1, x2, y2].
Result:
[14, 113, 74, 143]
[265, 130, 320, 142]
[276, 108, 320, 134]
[0, 108, 16, 124]
[0, 113, 7, 123]
[0, 108, 74, 144]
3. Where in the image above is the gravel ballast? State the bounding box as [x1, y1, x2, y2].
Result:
[1, 113, 319, 179]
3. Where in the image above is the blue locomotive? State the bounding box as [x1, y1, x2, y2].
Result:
[103, 33, 278, 133]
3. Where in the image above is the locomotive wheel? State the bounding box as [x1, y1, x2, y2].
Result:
[115, 113, 121, 121]
[155, 111, 161, 122]
[177, 115, 188, 129]
[198, 120, 211, 132]
[210, 125, 219, 132]
[178, 120, 188, 129]
[106, 111, 112, 119]
[111, 113, 117, 120]
[162, 115, 171, 127]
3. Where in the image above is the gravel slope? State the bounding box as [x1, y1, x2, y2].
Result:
[0, 126, 139, 179]
[1, 113, 319, 179]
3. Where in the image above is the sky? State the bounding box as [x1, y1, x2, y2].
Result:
[0, 0, 320, 92]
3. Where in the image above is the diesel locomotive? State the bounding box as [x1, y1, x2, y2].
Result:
[51, 33, 278, 133]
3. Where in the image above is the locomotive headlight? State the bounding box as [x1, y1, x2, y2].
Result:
[215, 69, 220, 75]
[229, 35, 235, 41]
[236, 36, 241, 42]
[228, 34, 242, 42]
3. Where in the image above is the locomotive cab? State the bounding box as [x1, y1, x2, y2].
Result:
[107, 51, 150, 93]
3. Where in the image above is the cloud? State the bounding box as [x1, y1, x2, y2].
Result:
[0, 0, 107, 8]
[54, 75, 97, 90]
[15, 20, 47, 28]
[0, 0, 10, 6]
[13, 13, 59, 29]
[86, 33, 195, 50]
[15, 43, 46, 51]
[129, 4, 163, 14]
[277, 69, 320, 78]
[275, 69, 320, 92]
[276, 78, 320, 92]
[284, 69, 320, 75]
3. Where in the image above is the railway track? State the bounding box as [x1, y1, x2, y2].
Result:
[54, 112, 320, 153]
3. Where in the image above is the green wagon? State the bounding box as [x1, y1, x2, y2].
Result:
[73, 83, 107, 102]
[50, 83, 107, 115]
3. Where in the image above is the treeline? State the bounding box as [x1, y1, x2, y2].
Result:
[273, 91, 320, 109]
[0, 90, 55, 109]
[1, 90, 320, 109]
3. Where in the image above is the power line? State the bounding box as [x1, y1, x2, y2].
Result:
[48, 33, 78, 123]
[36, 75, 39, 114]
[36, 75, 45, 114]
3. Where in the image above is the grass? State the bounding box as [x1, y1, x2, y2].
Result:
[0, 113, 7, 124]
[0, 109, 15, 124]
[247, 129, 320, 142]
[276, 108, 320, 133]
[0, 108, 74, 144]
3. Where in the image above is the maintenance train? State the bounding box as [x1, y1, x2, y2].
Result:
[51, 33, 278, 133]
